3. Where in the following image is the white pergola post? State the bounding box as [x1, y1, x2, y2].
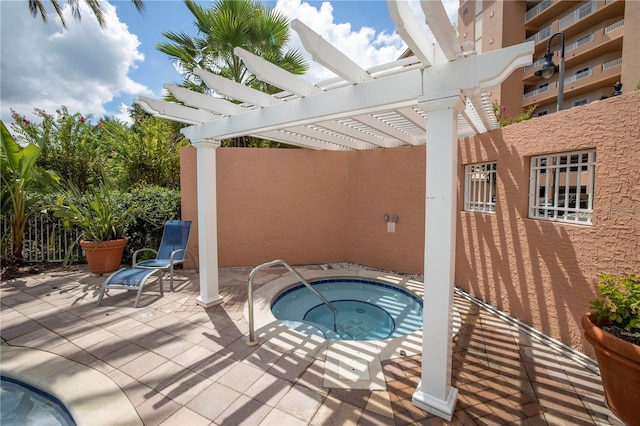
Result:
[412, 91, 465, 421]
[192, 139, 224, 308]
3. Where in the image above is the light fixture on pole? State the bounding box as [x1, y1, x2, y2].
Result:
[534, 32, 565, 112]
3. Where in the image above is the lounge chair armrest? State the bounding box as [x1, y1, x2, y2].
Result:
[169, 249, 188, 263]
[133, 248, 158, 266]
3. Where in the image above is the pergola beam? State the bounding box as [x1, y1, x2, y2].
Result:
[164, 84, 246, 116]
[421, 0, 462, 62]
[386, 0, 436, 66]
[194, 68, 282, 107]
[182, 67, 423, 143]
[234, 47, 323, 97]
[291, 19, 374, 84]
[353, 113, 421, 146]
[135, 97, 217, 124]
[277, 125, 377, 150]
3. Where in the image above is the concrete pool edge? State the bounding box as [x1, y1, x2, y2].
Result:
[0, 344, 142, 426]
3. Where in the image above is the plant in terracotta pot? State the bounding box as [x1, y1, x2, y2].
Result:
[582, 273, 640, 426]
[52, 182, 133, 275]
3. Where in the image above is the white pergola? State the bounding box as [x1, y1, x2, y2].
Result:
[136, 0, 532, 420]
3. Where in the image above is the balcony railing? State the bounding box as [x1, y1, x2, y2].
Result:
[559, 0, 596, 31]
[525, 0, 553, 21]
[566, 33, 594, 53]
[523, 85, 549, 99]
[604, 19, 624, 34]
[524, 57, 546, 72]
[602, 58, 622, 71]
[526, 25, 552, 45]
[564, 68, 593, 85]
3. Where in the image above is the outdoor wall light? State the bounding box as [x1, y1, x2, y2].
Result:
[534, 31, 565, 112]
[384, 214, 390, 222]
[391, 214, 399, 223]
[612, 81, 623, 96]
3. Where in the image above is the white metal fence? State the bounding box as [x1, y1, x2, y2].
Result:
[1, 214, 82, 263]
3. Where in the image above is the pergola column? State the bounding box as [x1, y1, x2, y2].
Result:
[412, 90, 465, 420]
[192, 139, 224, 308]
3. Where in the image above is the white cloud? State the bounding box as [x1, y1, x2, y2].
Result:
[275, 0, 407, 82]
[0, 1, 150, 123]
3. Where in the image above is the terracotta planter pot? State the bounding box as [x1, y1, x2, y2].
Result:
[80, 238, 128, 275]
[582, 312, 640, 426]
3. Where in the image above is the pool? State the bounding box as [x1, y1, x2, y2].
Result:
[1, 376, 75, 426]
[271, 278, 423, 341]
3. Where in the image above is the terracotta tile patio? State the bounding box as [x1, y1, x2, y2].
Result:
[0, 265, 615, 425]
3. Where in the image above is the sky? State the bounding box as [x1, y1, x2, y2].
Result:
[0, 0, 458, 125]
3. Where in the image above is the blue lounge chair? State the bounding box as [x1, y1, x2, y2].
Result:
[132, 220, 198, 290]
[97, 268, 163, 308]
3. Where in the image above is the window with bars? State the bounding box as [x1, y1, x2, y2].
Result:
[464, 161, 497, 213]
[529, 150, 596, 224]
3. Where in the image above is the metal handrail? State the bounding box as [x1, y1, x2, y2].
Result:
[246, 259, 338, 346]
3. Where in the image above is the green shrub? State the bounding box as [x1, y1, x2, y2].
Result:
[590, 273, 640, 333]
[120, 185, 182, 263]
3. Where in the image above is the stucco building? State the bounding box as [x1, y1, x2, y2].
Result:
[457, 0, 640, 118]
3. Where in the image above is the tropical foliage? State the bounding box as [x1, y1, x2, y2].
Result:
[99, 107, 189, 189]
[158, 0, 307, 92]
[11, 108, 106, 192]
[1, 121, 60, 262]
[28, 0, 144, 29]
[157, 0, 307, 147]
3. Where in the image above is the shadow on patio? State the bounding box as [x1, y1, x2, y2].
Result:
[1, 265, 613, 425]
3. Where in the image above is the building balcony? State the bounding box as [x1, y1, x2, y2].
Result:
[522, 57, 622, 109]
[524, 0, 625, 54]
[523, 19, 624, 82]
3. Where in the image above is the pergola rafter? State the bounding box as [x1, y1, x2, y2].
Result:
[134, 1, 533, 421]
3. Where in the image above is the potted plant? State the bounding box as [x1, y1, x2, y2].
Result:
[582, 273, 640, 425]
[52, 182, 132, 275]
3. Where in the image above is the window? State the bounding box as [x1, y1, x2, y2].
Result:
[574, 98, 588, 106]
[464, 161, 497, 213]
[529, 150, 596, 224]
[536, 110, 549, 117]
[575, 66, 591, 79]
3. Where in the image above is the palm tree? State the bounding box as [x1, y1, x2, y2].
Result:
[28, 0, 144, 29]
[157, 0, 308, 95]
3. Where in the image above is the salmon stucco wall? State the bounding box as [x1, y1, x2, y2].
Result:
[181, 147, 351, 267]
[456, 91, 640, 354]
[346, 146, 425, 273]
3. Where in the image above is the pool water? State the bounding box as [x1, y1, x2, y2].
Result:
[271, 279, 423, 340]
[1, 376, 75, 426]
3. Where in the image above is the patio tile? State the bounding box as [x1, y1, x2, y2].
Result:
[186, 382, 241, 420]
[275, 385, 324, 421]
[119, 350, 168, 379]
[261, 408, 308, 426]
[159, 371, 214, 406]
[159, 406, 211, 426]
[0, 265, 615, 426]
[101, 342, 147, 368]
[135, 391, 182, 425]
[311, 396, 362, 426]
[215, 394, 272, 425]
[216, 360, 265, 393]
[69, 327, 116, 349]
[244, 373, 293, 406]
[269, 353, 314, 382]
[138, 360, 191, 393]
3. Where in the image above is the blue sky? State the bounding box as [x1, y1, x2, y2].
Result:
[1, 0, 457, 124]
